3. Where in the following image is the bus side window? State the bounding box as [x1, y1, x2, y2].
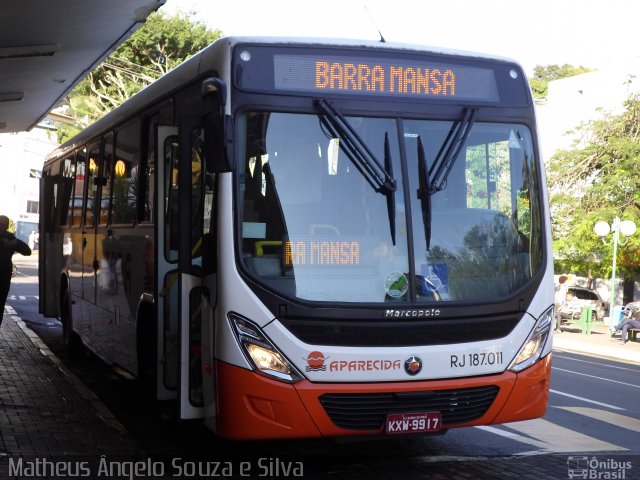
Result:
[100, 134, 114, 226]
[187, 127, 216, 276]
[141, 104, 173, 224]
[202, 171, 216, 276]
[59, 156, 74, 226]
[85, 142, 101, 228]
[113, 119, 140, 225]
[143, 117, 157, 224]
[164, 136, 179, 262]
[72, 149, 86, 227]
[190, 129, 204, 263]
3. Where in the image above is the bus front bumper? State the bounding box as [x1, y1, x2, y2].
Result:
[214, 353, 551, 440]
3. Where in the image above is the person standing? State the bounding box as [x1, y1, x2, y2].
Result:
[0, 215, 31, 325]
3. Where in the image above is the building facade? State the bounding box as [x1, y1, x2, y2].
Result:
[537, 57, 640, 162]
[0, 119, 58, 244]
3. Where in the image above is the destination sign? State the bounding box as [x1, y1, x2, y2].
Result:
[234, 44, 532, 105]
[313, 60, 456, 96]
[234, 45, 504, 102]
[274, 55, 499, 101]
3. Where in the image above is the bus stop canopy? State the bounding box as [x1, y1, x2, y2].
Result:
[0, 0, 165, 133]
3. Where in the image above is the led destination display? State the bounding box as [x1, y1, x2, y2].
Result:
[273, 54, 499, 101]
[236, 45, 531, 105]
[313, 60, 456, 96]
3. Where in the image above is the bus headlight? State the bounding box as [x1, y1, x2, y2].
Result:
[508, 306, 553, 373]
[228, 313, 302, 383]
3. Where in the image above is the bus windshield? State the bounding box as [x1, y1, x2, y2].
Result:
[238, 111, 543, 304]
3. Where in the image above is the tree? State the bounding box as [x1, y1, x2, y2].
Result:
[56, 12, 221, 142]
[530, 64, 592, 99]
[548, 94, 640, 281]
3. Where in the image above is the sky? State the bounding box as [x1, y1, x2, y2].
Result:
[159, 0, 640, 75]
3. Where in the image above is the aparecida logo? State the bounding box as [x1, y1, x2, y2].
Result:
[566, 456, 632, 479]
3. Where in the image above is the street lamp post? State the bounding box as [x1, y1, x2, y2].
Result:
[594, 217, 636, 332]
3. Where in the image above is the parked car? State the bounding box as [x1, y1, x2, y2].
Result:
[557, 286, 608, 322]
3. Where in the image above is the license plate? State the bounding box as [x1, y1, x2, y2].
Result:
[386, 412, 442, 434]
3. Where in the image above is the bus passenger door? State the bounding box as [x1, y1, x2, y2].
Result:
[157, 120, 216, 420]
[176, 116, 213, 420]
[157, 126, 179, 402]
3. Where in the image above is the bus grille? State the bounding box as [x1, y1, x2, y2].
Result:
[319, 385, 499, 430]
[280, 317, 517, 346]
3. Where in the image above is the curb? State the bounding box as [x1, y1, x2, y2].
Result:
[552, 340, 640, 365]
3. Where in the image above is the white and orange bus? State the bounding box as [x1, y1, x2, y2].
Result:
[40, 36, 554, 440]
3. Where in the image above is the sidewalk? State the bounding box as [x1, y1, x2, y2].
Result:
[0, 307, 140, 457]
[552, 323, 640, 364]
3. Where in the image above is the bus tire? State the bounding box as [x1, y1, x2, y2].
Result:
[136, 305, 157, 402]
[60, 288, 83, 357]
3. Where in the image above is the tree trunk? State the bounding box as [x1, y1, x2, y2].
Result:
[622, 276, 635, 304]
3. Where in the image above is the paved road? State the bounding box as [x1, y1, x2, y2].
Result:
[8, 255, 640, 479]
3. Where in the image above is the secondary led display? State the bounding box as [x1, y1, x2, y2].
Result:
[284, 240, 361, 266]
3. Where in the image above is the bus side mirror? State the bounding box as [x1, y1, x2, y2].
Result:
[201, 77, 234, 173]
[201, 77, 226, 106]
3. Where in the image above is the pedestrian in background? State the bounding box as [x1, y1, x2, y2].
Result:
[0, 215, 31, 325]
[615, 302, 640, 344]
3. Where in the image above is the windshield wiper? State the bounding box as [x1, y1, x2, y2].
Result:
[315, 98, 397, 244]
[383, 132, 396, 245]
[417, 107, 478, 250]
[416, 136, 431, 249]
[429, 107, 478, 193]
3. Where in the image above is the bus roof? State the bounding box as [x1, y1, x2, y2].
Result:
[220, 35, 522, 66]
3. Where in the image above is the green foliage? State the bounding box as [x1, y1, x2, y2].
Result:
[530, 64, 592, 99]
[56, 12, 221, 143]
[529, 78, 548, 99]
[56, 123, 82, 145]
[465, 141, 512, 214]
[548, 94, 640, 278]
[533, 64, 593, 83]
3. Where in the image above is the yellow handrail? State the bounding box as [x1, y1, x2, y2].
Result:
[255, 240, 282, 256]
